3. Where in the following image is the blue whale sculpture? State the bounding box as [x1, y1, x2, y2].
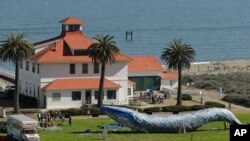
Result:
[101, 106, 241, 133]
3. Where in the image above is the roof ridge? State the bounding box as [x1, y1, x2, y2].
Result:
[28, 39, 63, 61]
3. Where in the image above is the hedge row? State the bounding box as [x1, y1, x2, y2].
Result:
[222, 94, 250, 107]
[139, 101, 225, 113]
[181, 94, 192, 100]
[204, 101, 225, 108]
[59, 106, 104, 116]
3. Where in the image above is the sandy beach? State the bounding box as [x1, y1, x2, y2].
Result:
[181, 60, 250, 75]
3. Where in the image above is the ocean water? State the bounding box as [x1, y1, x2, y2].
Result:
[1, 0, 250, 70]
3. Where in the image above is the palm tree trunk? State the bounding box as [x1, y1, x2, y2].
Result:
[176, 64, 182, 106]
[97, 62, 105, 108]
[14, 60, 20, 113]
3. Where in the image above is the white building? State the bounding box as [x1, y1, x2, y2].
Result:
[19, 17, 132, 109]
[19, 16, 176, 109]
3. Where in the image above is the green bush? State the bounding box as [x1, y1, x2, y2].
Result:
[222, 94, 250, 107]
[162, 105, 212, 112]
[81, 105, 104, 115]
[205, 101, 225, 108]
[162, 105, 189, 112]
[181, 94, 192, 100]
[143, 107, 161, 113]
[61, 108, 85, 116]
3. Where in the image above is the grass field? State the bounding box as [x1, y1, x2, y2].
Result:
[35, 113, 250, 141]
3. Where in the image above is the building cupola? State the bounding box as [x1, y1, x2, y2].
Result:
[59, 16, 83, 35]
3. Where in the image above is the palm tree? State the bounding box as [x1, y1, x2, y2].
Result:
[0, 33, 32, 113]
[88, 35, 120, 107]
[161, 39, 196, 106]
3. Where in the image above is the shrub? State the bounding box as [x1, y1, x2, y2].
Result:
[162, 105, 188, 112]
[162, 105, 211, 112]
[143, 107, 161, 113]
[205, 101, 225, 108]
[222, 94, 250, 107]
[181, 94, 192, 100]
[81, 105, 104, 115]
[61, 108, 85, 116]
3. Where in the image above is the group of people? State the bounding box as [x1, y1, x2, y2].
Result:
[37, 111, 72, 129]
[140, 91, 164, 104]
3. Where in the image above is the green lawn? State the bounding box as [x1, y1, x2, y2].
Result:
[38, 113, 250, 141]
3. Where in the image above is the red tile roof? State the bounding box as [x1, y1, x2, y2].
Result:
[161, 71, 178, 80]
[64, 31, 96, 50]
[28, 32, 132, 63]
[128, 56, 163, 72]
[59, 16, 83, 25]
[43, 78, 120, 91]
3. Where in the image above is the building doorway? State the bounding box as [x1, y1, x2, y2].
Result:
[85, 90, 91, 104]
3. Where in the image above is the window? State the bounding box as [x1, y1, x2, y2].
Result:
[94, 91, 104, 100]
[69, 64, 75, 74]
[74, 50, 86, 56]
[52, 93, 61, 101]
[68, 25, 80, 31]
[32, 62, 36, 73]
[107, 90, 116, 100]
[37, 64, 40, 74]
[26, 61, 29, 71]
[20, 59, 23, 69]
[72, 91, 81, 101]
[19, 80, 21, 91]
[82, 63, 88, 74]
[25, 82, 28, 93]
[128, 88, 131, 96]
[94, 91, 99, 100]
[33, 85, 36, 97]
[37, 86, 40, 98]
[29, 84, 32, 95]
[94, 63, 99, 73]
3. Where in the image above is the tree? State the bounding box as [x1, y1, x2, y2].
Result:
[0, 33, 32, 113]
[161, 39, 196, 106]
[87, 35, 120, 107]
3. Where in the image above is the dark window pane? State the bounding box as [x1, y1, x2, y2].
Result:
[94, 63, 99, 74]
[32, 62, 36, 73]
[72, 91, 81, 101]
[82, 63, 88, 74]
[26, 61, 29, 71]
[70, 64, 75, 74]
[128, 88, 131, 95]
[37, 64, 40, 74]
[94, 91, 104, 100]
[107, 90, 116, 99]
